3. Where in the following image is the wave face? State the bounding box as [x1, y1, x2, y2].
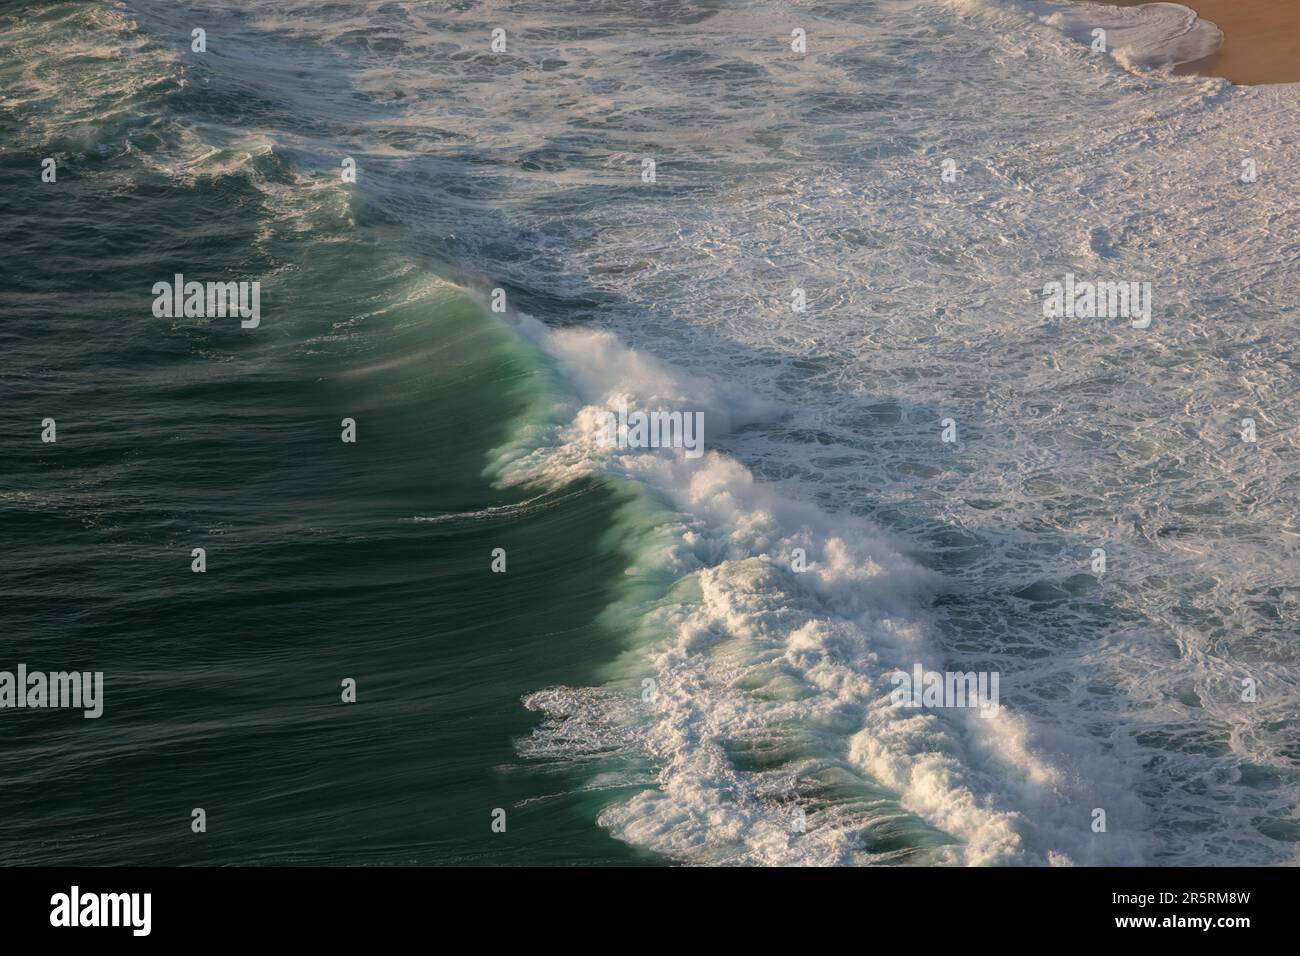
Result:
[4, 0, 1299, 865]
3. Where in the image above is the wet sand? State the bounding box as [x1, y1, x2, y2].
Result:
[1109, 0, 1300, 85]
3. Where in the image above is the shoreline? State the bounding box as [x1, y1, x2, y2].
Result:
[1107, 0, 1300, 85]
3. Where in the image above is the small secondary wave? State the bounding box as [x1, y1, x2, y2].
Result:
[410, 489, 590, 524]
[954, 0, 1223, 74]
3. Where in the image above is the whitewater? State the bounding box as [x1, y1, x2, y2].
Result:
[469, 0, 1299, 865]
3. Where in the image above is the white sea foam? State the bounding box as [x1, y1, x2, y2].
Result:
[427, 0, 1297, 864]
[495, 316, 1151, 865]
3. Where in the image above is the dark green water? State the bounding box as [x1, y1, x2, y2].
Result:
[0, 18, 653, 863]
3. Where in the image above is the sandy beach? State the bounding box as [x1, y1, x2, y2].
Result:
[1110, 0, 1300, 85]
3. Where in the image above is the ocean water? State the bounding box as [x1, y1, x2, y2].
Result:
[1, 0, 1297, 866]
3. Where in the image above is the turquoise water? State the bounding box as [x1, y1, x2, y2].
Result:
[2, 0, 1298, 866]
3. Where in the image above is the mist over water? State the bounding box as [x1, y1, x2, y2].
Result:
[2, 0, 1297, 865]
